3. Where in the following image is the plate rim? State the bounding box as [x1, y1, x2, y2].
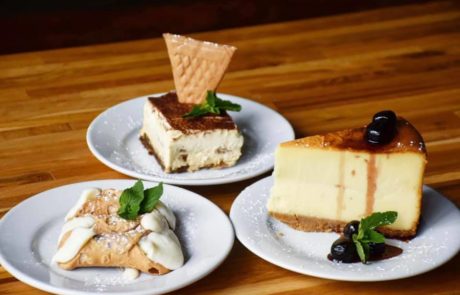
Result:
[86, 92, 295, 186]
[230, 175, 460, 282]
[0, 179, 235, 295]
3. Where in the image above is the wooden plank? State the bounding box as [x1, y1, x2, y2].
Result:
[0, 1, 459, 294]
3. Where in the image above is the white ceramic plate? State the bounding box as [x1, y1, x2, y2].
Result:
[0, 179, 234, 295]
[87, 93, 294, 186]
[230, 176, 460, 281]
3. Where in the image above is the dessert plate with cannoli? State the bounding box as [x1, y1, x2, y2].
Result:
[87, 34, 294, 185]
[0, 179, 234, 294]
[230, 111, 460, 281]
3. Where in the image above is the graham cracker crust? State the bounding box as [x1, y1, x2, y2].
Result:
[140, 133, 231, 173]
[269, 212, 417, 239]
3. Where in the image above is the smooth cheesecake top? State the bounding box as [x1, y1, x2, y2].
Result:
[283, 118, 426, 154]
[148, 92, 238, 133]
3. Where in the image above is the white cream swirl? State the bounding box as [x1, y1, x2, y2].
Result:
[139, 202, 184, 270]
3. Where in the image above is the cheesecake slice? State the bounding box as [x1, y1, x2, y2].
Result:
[267, 117, 426, 238]
[140, 92, 244, 173]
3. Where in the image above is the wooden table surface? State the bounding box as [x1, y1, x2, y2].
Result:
[1, 1, 459, 294]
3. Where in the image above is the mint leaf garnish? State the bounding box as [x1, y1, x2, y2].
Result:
[117, 180, 163, 220]
[139, 182, 163, 214]
[353, 234, 367, 262]
[215, 98, 242, 112]
[360, 211, 398, 231]
[366, 230, 386, 244]
[354, 211, 398, 263]
[184, 105, 214, 118]
[118, 180, 144, 220]
[183, 91, 242, 119]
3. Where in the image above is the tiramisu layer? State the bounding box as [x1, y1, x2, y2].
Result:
[140, 92, 244, 173]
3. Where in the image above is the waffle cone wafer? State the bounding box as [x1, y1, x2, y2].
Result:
[57, 231, 170, 275]
[163, 33, 236, 104]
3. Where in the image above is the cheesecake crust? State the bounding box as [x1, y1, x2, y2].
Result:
[269, 211, 418, 239]
[148, 92, 237, 134]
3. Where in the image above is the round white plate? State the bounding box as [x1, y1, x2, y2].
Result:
[230, 176, 460, 281]
[87, 93, 294, 186]
[0, 179, 234, 295]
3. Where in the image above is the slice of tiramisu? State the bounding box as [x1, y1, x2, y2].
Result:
[140, 33, 243, 173]
[140, 92, 244, 173]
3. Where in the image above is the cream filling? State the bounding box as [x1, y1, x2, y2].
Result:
[170, 129, 243, 172]
[138, 230, 184, 270]
[155, 201, 176, 230]
[65, 188, 101, 221]
[53, 227, 95, 263]
[140, 209, 169, 232]
[141, 100, 244, 172]
[139, 202, 184, 270]
[58, 216, 95, 243]
[140, 101, 180, 168]
[123, 268, 140, 280]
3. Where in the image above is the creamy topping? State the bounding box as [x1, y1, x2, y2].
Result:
[155, 201, 176, 230]
[138, 201, 184, 270]
[139, 230, 184, 270]
[65, 188, 101, 221]
[140, 209, 168, 232]
[58, 216, 95, 243]
[123, 268, 140, 280]
[53, 227, 95, 263]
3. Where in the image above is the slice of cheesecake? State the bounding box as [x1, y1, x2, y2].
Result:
[267, 118, 426, 238]
[140, 92, 244, 173]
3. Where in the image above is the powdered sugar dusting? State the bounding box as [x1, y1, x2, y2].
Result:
[15, 180, 234, 294]
[231, 176, 460, 281]
[88, 94, 294, 184]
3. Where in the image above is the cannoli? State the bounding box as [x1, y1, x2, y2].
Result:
[53, 185, 184, 277]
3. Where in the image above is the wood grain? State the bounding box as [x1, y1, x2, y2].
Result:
[0, 1, 459, 294]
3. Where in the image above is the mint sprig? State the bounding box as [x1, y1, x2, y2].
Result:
[118, 180, 163, 220]
[139, 183, 163, 214]
[352, 211, 398, 263]
[183, 91, 242, 119]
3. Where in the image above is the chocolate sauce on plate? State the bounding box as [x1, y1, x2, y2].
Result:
[327, 244, 403, 263]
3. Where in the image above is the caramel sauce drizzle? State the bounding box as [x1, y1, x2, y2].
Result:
[365, 154, 377, 215]
[336, 153, 346, 219]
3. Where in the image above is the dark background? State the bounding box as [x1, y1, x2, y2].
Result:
[1, 0, 434, 54]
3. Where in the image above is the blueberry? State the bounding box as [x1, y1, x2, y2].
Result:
[369, 242, 386, 257]
[330, 237, 359, 263]
[373, 110, 396, 124]
[365, 119, 396, 145]
[343, 220, 360, 239]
